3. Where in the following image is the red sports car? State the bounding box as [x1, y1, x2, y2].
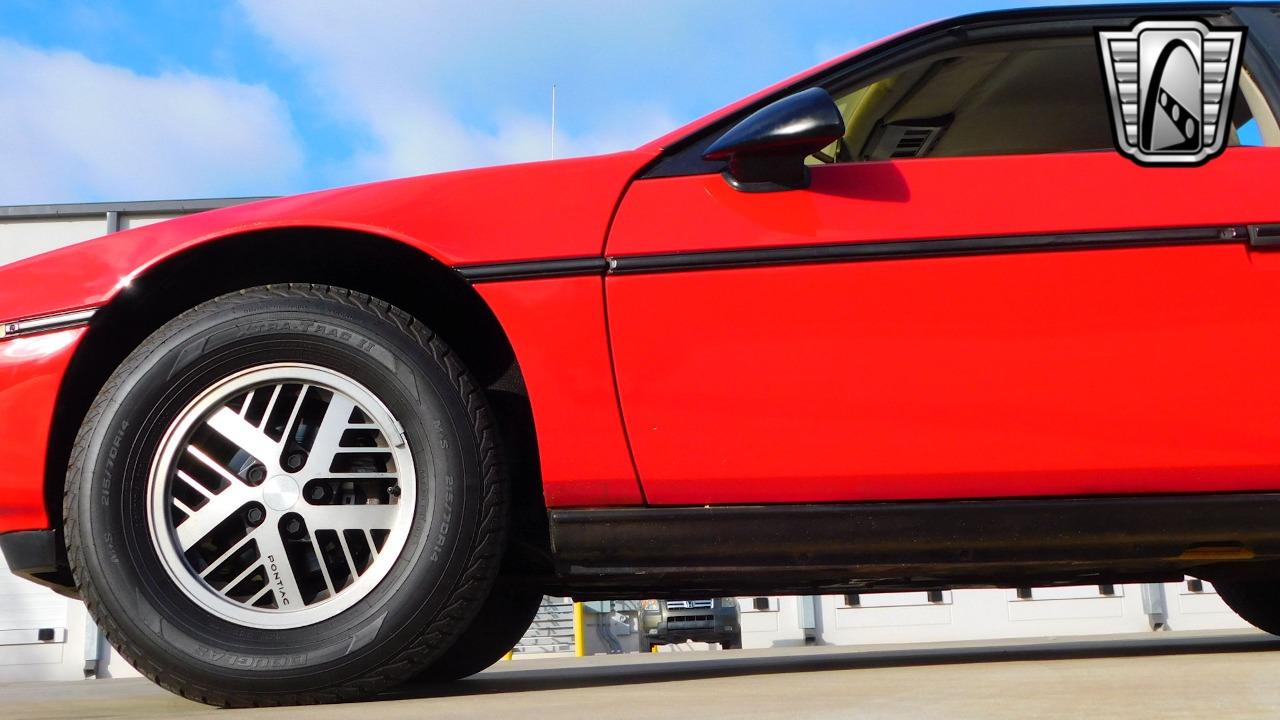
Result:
[4, 2, 1280, 707]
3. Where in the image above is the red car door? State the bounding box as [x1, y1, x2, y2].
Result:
[605, 147, 1280, 505]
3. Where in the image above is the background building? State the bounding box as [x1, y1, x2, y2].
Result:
[0, 199, 1255, 681]
[732, 583, 1249, 650]
[0, 198, 260, 682]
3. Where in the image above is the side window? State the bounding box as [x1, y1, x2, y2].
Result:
[1235, 68, 1280, 146]
[810, 36, 1278, 164]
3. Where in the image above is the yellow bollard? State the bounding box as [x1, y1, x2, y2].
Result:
[573, 602, 586, 657]
[502, 650, 514, 661]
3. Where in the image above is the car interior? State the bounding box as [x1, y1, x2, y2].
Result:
[810, 35, 1280, 164]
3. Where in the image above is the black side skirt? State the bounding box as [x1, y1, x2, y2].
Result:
[546, 494, 1280, 599]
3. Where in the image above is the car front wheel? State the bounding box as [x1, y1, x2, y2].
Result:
[410, 581, 543, 682]
[64, 284, 508, 707]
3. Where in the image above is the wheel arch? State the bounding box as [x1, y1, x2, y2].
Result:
[44, 226, 550, 571]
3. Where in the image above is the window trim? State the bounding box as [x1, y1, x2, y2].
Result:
[819, 35, 1118, 163]
[641, 6, 1243, 180]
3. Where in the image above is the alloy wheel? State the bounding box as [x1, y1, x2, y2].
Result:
[146, 363, 418, 629]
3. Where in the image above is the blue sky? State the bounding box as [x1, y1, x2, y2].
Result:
[0, 1, 1127, 204]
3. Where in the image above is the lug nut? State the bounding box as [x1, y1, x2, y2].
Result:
[245, 506, 265, 526]
[308, 484, 329, 503]
[284, 452, 306, 471]
[283, 516, 304, 538]
[246, 465, 267, 484]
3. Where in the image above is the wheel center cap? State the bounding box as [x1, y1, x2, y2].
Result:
[262, 475, 301, 512]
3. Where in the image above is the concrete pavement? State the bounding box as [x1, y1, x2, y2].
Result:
[4, 630, 1280, 719]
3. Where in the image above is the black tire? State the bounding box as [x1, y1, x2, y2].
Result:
[64, 284, 508, 707]
[1212, 580, 1280, 635]
[721, 635, 742, 650]
[410, 582, 543, 682]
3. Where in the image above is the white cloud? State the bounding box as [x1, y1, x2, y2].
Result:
[0, 40, 303, 204]
[238, 1, 682, 182]
[343, 104, 681, 182]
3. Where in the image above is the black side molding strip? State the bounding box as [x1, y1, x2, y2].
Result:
[456, 225, 1247, 282]
[1, 307, 97, 340]
[455, 257, 608, 282]
[1249, 223, 1280, 248]
[609, 225, 1244, 275]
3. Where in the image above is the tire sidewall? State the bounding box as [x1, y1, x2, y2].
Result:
[71, 290, 488, 693]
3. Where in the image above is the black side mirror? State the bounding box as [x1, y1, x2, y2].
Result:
[703, 87, 845, 192]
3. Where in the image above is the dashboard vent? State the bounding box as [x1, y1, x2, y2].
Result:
[863, 116, 951, 160]
[888, 127, 939, 158]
